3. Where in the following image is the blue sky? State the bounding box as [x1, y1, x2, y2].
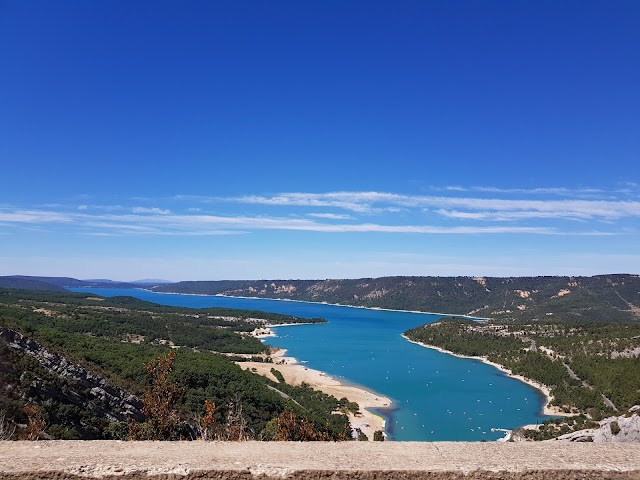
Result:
[1, 1, 639, 280]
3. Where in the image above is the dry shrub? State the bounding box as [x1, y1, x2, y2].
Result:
[198, 396, 253, 441]
[129, 352, 183, 440]
[0, 414, 16, 440]
[199, 399, 217, 441]
[20, 405, 46, 440]
[220, 396, 253, 441]
[275, 410, 330, 441]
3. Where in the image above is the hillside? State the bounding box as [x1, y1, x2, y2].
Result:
[0, 289, 348, 441]
[405, 318, 640, 438]
[0, 275, 153, 290]
[0, 277, 66, 291]
[152, 275, 640, 323]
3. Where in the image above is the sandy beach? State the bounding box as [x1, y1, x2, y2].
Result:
[238, 347, 391, 441]
[402, 335, 574, 418]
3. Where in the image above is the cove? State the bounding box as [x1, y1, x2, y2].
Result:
[70, 288, 551, 441]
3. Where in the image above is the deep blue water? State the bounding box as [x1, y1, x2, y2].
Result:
[70, 288, 550, 441]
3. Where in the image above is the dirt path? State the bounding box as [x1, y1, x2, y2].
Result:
[1, 441, 639, 479]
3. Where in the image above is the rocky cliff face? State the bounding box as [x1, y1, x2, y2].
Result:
[0, 328, 143, 422]
[554, 412, 640, 442]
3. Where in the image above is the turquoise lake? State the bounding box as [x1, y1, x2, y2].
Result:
[71, 288, 551, 441]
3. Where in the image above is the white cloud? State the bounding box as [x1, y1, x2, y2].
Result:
[2, 187, 637, 238]
[441, 186, 607, 195]
[434, 209, 593, 221]
[0, 210, 73, 223]
[224, 191, 640, 220]
[132, 207, 171, 215]
[94, 212, 566, 235]
[0, 208, 577, 236]
[308, 213, 355, 220]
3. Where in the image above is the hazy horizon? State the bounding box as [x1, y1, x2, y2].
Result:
[4, 271, 639, 284]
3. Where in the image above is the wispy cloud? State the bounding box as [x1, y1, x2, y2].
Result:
[308, 213, 355, 220]
[440, 186, 608, 195]
[2, 186, 637, 238]
[131, 207, 171, 215]
[434, 209, 593, 222]
[0, 208, 585, 236]
[224, 191, 640, 220]
[0, 210, 73, 223]
[228, 193, 379, 213]
[437, 184, 640, 197]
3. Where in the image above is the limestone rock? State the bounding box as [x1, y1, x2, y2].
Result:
[554, 414, 640, 442]
[0, 328, 143, 422]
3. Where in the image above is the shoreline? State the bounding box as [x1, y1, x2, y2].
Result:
[145, 288, 488, 321]
[78, 287, 394, 439]
[402, 334, 573, 418]
[82, 287, 562, 438]
[252, 323, 321, 338]
[237, 348, 391, 441]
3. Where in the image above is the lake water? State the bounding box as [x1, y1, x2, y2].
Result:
[71, 288, 550, 441]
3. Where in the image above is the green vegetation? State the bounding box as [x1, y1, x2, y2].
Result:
[5, 274, 640, 322]
[0, 277, 66, 291]
[338, 397, 360, 414]
[405, 318, 640, 427]
[270, 368, 285, 383]
[0, 289, 347, 441]
[610, 420, 621, 435]
[152, 275, 640, 323]
[0, 288, 324, 355]
[520, 416, 599, 441]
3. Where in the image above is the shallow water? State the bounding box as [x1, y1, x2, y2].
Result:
[71, 288, 550, 441]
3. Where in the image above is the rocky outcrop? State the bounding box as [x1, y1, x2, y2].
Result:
[554, 413, 640, 443]
[0, 328, 143, 422]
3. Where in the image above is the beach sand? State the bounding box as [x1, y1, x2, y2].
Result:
[402, 335, 574, 418]
[238, 348, 391, 441]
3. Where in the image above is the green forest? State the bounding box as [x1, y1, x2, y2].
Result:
[405, 318, 640, 431]
[0, 289, 349, 441]
[151, 274, 640, 323]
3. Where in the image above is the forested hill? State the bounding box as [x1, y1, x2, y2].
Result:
[0, 289, 345, 441]
[0, 277, 66, 291]
[5, 274, 640, 323]
[404, 318, 640, 439]
[0, 275, 146, 290]
[152, 275, 640, 323]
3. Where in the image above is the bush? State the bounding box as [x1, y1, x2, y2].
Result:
[610, 420, 621, 435]
[270, 368, 285, 383]
[48, 424, 80, 440]
[129, 352, 183, 440]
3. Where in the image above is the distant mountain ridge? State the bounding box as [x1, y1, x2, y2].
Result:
[0, 277, 67, 291]
[3, 274, 640, 323]
[0, 276, 159, 291]
[131, 279, 173, 284]
[152, 275, 640, 323]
